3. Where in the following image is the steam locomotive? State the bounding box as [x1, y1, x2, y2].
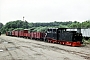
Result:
[46, 28, 83, 46]
[6, 28, 83, 47]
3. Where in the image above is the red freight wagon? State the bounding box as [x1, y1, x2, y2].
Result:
[27, 32, 32, 39]
[15, 31, 19, 37]
[34, 32, 37, 39]
[23, 29, 28, 38]
[19, 30, 24, 37]
[31, 32, 34, 39]
[27, 28, 35, 39]
[27, 33, 30, 38]
[36, 32, 45, 40]
[31, 32, 35, 39]
[12, 31, 15, 36]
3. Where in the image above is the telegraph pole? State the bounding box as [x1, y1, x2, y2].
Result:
[23, 16, 25, 29]
[23, 16, 28, 29]
[23, 16, 24, 21]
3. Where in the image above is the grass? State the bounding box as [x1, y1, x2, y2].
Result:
[82, 38, 90, 46]
[88, 39, 90, 43]
[83, 39, 90, 46]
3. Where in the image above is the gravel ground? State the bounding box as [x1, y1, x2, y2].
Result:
[0, 35, 90, 60]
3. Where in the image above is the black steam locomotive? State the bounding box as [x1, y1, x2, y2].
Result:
[46, 28, 83, 46]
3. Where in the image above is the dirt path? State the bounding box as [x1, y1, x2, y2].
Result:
[0, 35, 90, 60]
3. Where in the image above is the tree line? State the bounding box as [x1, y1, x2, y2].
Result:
[0, 20, 90, 33]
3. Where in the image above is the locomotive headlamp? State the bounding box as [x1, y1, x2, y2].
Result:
[80, 34, 81, 36]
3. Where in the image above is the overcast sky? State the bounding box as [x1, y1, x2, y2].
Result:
[0, 0, 90, 24]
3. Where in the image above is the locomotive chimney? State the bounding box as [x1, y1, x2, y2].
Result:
[77, 28, 81, 33]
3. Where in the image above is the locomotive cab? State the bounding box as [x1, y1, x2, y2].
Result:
[46, 28, 58, 40]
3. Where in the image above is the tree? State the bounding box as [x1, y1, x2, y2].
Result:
[24, 20, 29, 29]
[59, 24, 68, 28]
[68, 21, 81, 28]
[81, 20, 90, 28]
[0, 23, 3, 29]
